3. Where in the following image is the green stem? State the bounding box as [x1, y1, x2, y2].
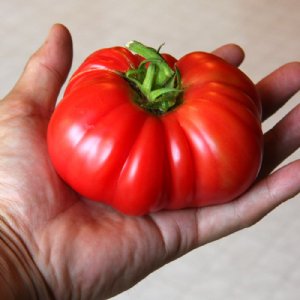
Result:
[125, 41, 182, 114]
[126, 41, 174, 86]
[142, 63, 156, 95]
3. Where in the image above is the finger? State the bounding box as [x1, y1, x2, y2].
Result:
[150, 160, 300, 258]
[195, 159, 300, 245]
[6, 24, 73, 117]
[233, 159, 300, 230]
[259, 103, 300, 178]
[212, 43, 245, 67]
[257, 62, 300, 121]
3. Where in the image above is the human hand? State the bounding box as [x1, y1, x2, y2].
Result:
[0, 24, 299, 300]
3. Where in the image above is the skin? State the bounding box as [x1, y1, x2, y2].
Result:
[0, 24, 299, 299]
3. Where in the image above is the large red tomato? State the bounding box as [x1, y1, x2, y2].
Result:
[47, 41, 263, 215]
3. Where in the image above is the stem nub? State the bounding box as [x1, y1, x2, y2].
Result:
[125, 41, 182, 114]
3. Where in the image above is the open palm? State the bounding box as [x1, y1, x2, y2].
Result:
[0, 25, 299, 300]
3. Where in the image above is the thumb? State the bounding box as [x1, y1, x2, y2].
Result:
[8, 24, 73, 117]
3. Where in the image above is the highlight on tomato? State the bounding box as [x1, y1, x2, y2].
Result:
[47, 41, 263, 215]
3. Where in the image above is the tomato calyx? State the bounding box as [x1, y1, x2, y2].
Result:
[125, 41, 182, 114]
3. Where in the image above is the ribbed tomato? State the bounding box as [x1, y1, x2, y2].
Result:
[47, 41, 263, 215]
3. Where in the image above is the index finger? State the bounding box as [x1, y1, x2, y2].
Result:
[212, 43, 245, 67]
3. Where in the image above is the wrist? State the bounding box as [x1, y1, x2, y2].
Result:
[0, 216, 53, 300]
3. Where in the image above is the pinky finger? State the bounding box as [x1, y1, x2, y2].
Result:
[194, 159, 300, 246]
[233, 159, 300, 230]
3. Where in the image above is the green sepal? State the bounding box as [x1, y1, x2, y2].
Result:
[125, 41, 183, 114]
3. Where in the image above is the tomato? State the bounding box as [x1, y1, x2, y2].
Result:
[47, 41, 263, 215]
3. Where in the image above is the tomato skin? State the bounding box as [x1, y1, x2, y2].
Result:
[47, 46, 263, 215]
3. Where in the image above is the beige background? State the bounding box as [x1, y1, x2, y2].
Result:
[0, 0, 299, 299]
